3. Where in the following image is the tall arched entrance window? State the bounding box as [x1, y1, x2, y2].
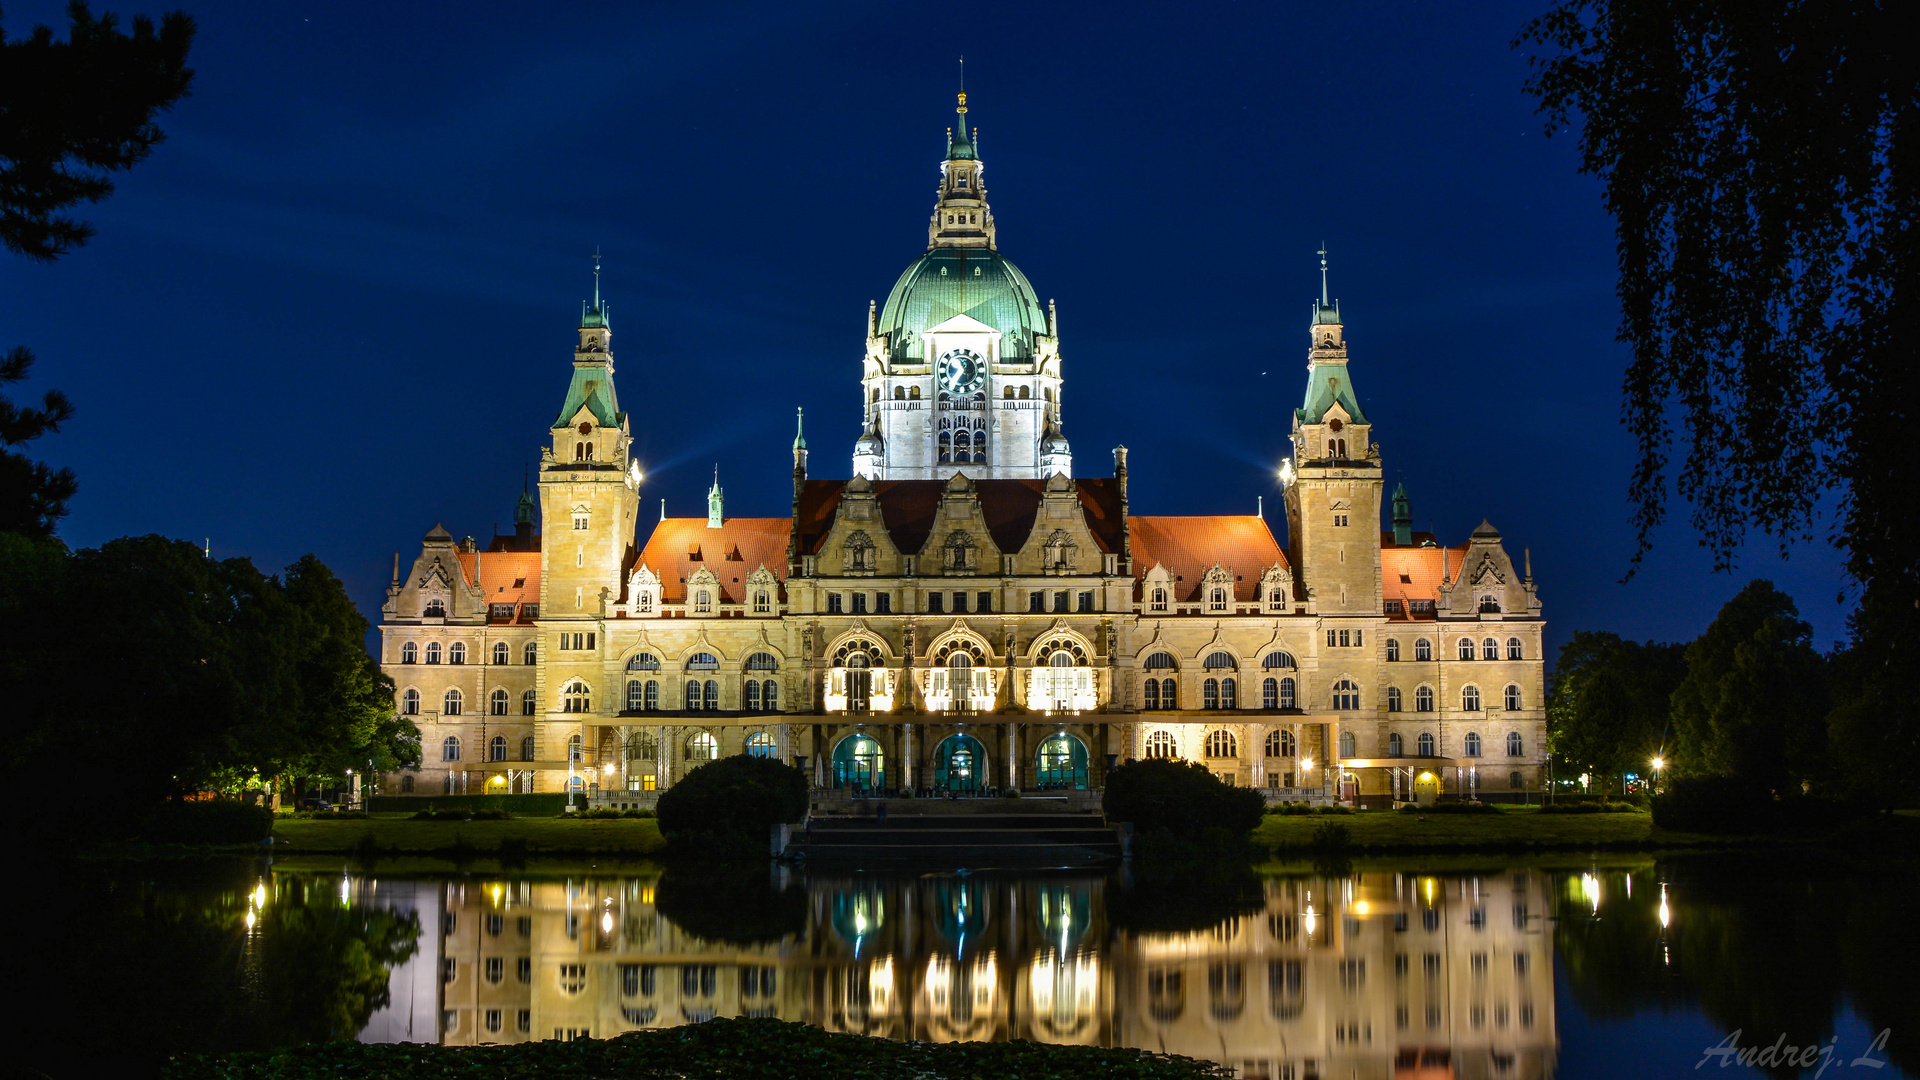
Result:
[828, 639, 887, 714]
[832, 734, 885, 792]
[934, 733, 987, 793]
[1035, 733, 1088, 789]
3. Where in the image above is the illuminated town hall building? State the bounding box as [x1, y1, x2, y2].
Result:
[376, 92, 1547, 804]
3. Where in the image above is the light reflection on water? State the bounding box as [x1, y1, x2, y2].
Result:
[358, 866, 1560, 1078]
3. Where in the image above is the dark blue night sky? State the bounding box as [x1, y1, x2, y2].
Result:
[0, 0, 1852, 658]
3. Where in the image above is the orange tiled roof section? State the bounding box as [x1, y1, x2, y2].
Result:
[635, 518, 791, 603]
[1380, 543, 1469, 618]
[455, 551, 542, 614]
[793, 478, 1123, 558]
[1129, 516, 1287, 602]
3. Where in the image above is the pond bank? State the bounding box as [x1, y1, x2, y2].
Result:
[1253, 805, 1920, 855]
[267, 813, 668, 857]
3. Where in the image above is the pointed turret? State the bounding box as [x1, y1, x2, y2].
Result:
[928, 82, 995, 250]
[707, 466, 724, 529]
[1391, 481, 1413, 546]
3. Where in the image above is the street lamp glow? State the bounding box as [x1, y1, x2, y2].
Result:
[1300, 758, 1313, 771]
[1651, 756, 1665, 771]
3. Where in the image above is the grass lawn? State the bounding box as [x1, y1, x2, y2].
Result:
[271, 813, 667, 856]
[1252, 807, 1719, 852]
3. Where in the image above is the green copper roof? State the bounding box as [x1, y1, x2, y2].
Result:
[1312, 300, 1342, 325]
[1297, 361, 1368, 426]
[580, 303, 608, 329]
[553, 363, 623, 429]
[515, 488, 537, 525]
[878, 248, 1047, 361]
[947, 122, 976, 161]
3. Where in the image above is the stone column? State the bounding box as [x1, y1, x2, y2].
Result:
[1006, 722, 1018, 791]
[904, 723, 916, 790]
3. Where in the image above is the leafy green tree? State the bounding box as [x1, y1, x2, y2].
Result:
[657, 754, 808, 851]
[1516, 0, 1919, 801]
[1102, 758, 1265, 839]
[1669, 580, 1828, 791]
[0, 2, 195, 535]
[1548, 630, 1686, 787]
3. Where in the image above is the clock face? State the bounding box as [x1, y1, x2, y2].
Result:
[938, 348, 985, 394]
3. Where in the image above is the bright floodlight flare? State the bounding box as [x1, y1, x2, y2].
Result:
[1300, 758, 1313, 771]
[1651, 756, 1665, 771]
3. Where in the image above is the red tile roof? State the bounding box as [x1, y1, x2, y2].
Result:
[635, 518, 791, 602]
[1380, 542, 1469, 618]
[1129, 516, 1287, 601]
[456, 550, 542, 608]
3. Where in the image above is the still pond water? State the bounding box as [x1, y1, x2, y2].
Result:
[18, 855, 1917, 1079]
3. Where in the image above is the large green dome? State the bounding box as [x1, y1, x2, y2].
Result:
[877, 248, 1048, 362]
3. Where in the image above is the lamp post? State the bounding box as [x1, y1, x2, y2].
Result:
[1650, 756, 1665, 794]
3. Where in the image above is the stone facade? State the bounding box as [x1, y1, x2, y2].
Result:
[376, 98, 1547, 805]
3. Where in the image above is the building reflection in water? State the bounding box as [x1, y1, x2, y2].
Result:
[355, 868, 1558, 1078]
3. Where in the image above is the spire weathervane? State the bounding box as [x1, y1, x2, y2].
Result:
[592, 247, 602, 310]
[1318, 244, 1329, 306]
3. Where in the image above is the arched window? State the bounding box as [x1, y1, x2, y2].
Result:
[1507, 637, 1524, 660]
[1338, 730, 1356, 758]
[521, 688, 536, 715]
[1331, 679, 1359, 710]
[754, 591, 771, 614]
[745, 732, 777, 758]
[745, 652, 779, 672]
[1504, 684, 1522, 711]
[704, 679, 720, 710]
[492, 642, 510, 665]
[1221, 677, 1237, 708]
[1503, 731, 1524, 757]
[686, 652, 720, 671]
[522, 735, 535, 761]
[561, 680, 590, 713]
[685, 682, 701, 711]
[1415, 685, 1434, 712]
[693, 589, 712, 614]
[1143, 677, 1162, 710]
[1462, 685, 1482, 711]
[1414, 638, 1433, 662]
[1418, 732, 1436, 756]
[442, 736, 461, 761]
[938, 432, 952, 463]
[1203, 678, 1220, 709]
[1144, 730, 1178, 759]
[425, 642, 442, 665]
[687, 732, 719, 762]
[1205, 729, 1237, 758]
[449, 642, 466, 665]
[1464, 732, 1482, 757]
[1261, 677, 1278, 709]
[626, 680, 644, 710]
[401, 688, 419, 715]
[490, 688, 509, 715]
[1280, 677, 1297, 709]
[1019, 385, 1030, 399]
[1510, 770, 1524, 790]
[490, 735, 507, 762]
[1266, 729, 1296, 757]
[401, 642, 417, 664]
[1388, 732, 1404, 757]
[1483, 638, 1499, 660]
[643, 680, 659, 710]
[627, 652, 661, 671]
[1385, 639, 1400, 662]
[1458, 638, 1475, 661]
[1261, 651, 1296, 671]
[523, 642, 537, 665]
[1144, 651, 1178, 671]
[1204, 652, 1236, 672]
[744, 680, 761, 711]
[568, 734, 583, 764]
[400, 774, 414, 793]
[1480, 594, 1501, 613]
[1386, 686, 1403, 712]
[424, 599, 446, 618]
[764, 680, 779, 710]
[1209, 586, 1228, 611]
[1150, 586, 1168, 612]
[443, 688, 462, 715]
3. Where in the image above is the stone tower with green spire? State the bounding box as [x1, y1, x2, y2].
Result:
[539, 256, 641, 619]
[1282, 249, 1383, 619]
[1391, 480, 1413, 546]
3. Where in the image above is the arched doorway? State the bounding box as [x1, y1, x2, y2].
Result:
[832, 734, 886, 793]
[934, 733, 988, 793]
[1034, 733, 1088, 789]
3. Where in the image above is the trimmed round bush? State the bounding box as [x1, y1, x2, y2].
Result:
[657, 754, 808, 845]
[1102, 759, 1265, 838]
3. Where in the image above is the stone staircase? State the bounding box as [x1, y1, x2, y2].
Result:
[790, 807, 1123, 867]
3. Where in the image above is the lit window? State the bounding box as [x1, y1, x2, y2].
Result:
[1265, 729, 1295, 757]
[688, 732, 719, 761]
[561, 680, 591, 713]
[1205, 729, 1237, 758]
[1144, 731, 1178, 759]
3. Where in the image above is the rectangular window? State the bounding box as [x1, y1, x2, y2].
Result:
[1354, 629, 1363, 646]
[952, 592, 968, 613]
[826, 593, 843, 614]
[1077, 591, 1094, 612]
[489, 603, 513, 621]
[1339, 629, 1351, 647]
[876, 593, 892, 614]
[485, 957, 503, 983]
[1029, 591, 1045, 613]
[927, 592, 944, 614]
[1053, 591, 1070, 613]
[1328, 629, 1338, 647]
[1410, 599, 1434, 614]
[517, 1010, 530, 1034]
[977, 591, 993, 613]
[485, 1008, 502, 1034]
[851, 593, 867, 614]
[518, 958, 531, 983]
